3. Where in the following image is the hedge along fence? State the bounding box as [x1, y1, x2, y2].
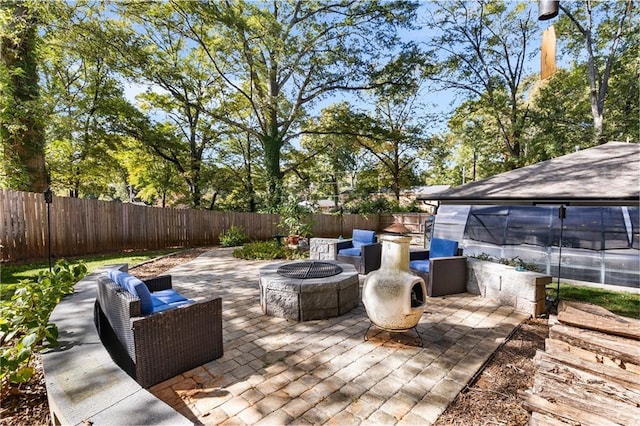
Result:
[0, 190, 381, 262]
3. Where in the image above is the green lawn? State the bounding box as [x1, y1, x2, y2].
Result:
[547, 282, 640, 319]
[0, 249, 181, 300]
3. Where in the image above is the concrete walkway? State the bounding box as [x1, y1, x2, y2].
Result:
[148, 248, 529, 425]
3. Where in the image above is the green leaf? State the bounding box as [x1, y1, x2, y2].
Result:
[10, 366, 34, 383]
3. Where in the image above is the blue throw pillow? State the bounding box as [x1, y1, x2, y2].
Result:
[129, 280, 154, 315]
[110, 271, 153, 315]
[108, 269, 129, 289]
[430, 238, 459, 259]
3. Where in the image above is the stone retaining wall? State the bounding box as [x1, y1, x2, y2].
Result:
[466, 258, 551, 316]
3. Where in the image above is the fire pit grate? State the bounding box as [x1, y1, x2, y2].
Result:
[277, 261, 343, 279]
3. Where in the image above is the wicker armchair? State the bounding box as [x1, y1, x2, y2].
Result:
[95, 274, 223, 388]
[409, 238, 467, 297]
[335, 229, 382, 275]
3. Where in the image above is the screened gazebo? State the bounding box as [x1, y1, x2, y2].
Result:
[418, 142, 640, 288]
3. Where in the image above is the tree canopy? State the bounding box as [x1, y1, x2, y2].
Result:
[1, 0, 637, 213]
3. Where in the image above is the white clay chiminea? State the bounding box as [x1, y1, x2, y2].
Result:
[362, 232, 427, 332]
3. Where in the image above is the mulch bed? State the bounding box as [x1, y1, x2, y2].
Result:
[1, 247, 549, 425]
[0, 354, 50, 426]
[434, 317, 549, 425]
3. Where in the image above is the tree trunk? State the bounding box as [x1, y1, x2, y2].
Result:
[262, 133, 284, 210]
[0, 4, 47, 192]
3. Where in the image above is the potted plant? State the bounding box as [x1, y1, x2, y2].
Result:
[278, 196, 314, 248]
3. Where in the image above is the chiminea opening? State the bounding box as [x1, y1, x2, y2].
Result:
[411, 283, 425, 308]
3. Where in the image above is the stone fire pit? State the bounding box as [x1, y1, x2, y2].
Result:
[259, 260, 359, 321]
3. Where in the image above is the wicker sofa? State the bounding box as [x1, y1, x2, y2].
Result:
[95, 268, 223, 388]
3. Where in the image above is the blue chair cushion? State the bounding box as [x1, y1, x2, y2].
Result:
[409, 260, 430, 273]
[339, 247, 361, 257]
[108, 270, 153, 315]
[351, 229, 376, 249]
[430, 238, 459, 259]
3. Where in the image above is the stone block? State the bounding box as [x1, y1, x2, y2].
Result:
[264, 289, 300, 320]
[515, 297, 546, 316]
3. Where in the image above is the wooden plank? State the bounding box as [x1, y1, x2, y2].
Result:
[529, 372, 640, 425]
[529, 411, 573, 426]
[0, 190, 7, 260]
[1, 190, 15, 260]
[520, 391, 620, 426]
[540, 343, 640, 389]
[558, 300, 640, 340]
[549, 323, 640, 367]
[14, 191, 25, 260]
[534, 350, 640, 403]
[545, 336, 640, 375]
[23, 192, 36, 259]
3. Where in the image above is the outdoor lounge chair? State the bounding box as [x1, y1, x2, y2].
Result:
[335, 229, 382, 274]
[409, 237, 467, 297]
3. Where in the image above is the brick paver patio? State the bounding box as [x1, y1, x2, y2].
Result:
[149, 248, 528, 425]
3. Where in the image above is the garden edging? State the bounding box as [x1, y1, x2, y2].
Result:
[40, 265, 190, 425]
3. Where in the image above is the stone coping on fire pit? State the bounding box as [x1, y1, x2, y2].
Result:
[259, 260, 359, 321]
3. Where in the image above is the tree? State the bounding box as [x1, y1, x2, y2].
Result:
[39, 2, 128, 198]
[420, 133, 462, 186]
[424, 0, 538, 169]
[357, 74, 430, 201]
[167, 0, 420, 209]
[107, 1, 228, 209]
[0, 1, 46, 191]
[214, 132, 264, 212]
[113, 137, 185, 208]
[299, 103, 363, 210]
[527, 68, 593, 161]
[555, 0, 636, 144]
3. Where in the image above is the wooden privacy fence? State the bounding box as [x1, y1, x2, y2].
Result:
[0, 190, 381, 262]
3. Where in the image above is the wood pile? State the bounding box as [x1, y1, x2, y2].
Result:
[521, 300, 640, 425]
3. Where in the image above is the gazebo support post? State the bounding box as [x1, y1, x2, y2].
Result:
[556, 205, 566, 303]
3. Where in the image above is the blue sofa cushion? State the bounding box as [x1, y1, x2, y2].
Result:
[152, 299, 194, 313]
[430, 238, 459, 259]
[150, 289, 193, 313]
[108, 270, 154, 315]
[338, 247, 361, 257]
[351, 229, 376, 249]
[152, 289, 189, 305]
[409, 260, 430, 273]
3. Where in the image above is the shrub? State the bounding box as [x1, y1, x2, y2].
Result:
[232, 240, 308, 260]
[277, 196, 314, 237]
[0, 260, 87, 390]
[219, 225, 247, 247]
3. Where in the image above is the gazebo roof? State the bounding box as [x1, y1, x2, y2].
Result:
[417, 142, 640, 206]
